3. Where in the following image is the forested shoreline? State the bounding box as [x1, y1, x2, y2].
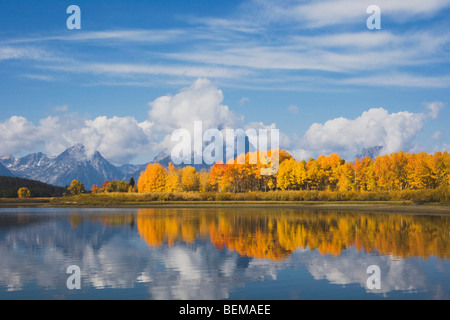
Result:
[2, 150, 449, 204]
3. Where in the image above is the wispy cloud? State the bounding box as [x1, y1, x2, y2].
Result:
[340, 74, 450, 88]
[1, 1, 449, 90]
[22, 74, 56, 82]
[42, 61, 250, 80]
[248, 0, 450, 28]
[0, 46, 50, 61]
[6, 29, 187, 44]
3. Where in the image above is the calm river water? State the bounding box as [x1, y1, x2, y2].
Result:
[0, 207, 449, 300]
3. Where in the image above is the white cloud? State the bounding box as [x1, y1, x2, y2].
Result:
[292, 108, 425, 160]
[0, 79, 441, 165]
[0, 80, 249, 164]
[426, 101, 444, 119]
[0, 46, 49, 61]
[239, 97, 250, 105]
[78, 116, 155, 163]
[251, 0, 450, 28]
[46, 62, 246, 80]
[22, 74, 56, 82]
[340, 74, 450, 88]
[148, 78, 242, 133]
[0, 116, 42, 155]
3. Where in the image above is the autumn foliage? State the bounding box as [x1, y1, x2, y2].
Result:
[136, 150, 450, 195]
[17, 187, 31, 198]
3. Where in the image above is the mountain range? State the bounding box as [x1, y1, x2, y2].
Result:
[1, 142, 383, 189]
[0, 143, 223, 188]
[0, 144, 147, 188]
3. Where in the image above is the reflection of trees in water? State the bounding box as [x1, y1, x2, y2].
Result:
[136, 209, 450, 260]
[69, 213, 136, 228]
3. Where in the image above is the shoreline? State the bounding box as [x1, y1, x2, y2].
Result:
[1, 197, 449, 215]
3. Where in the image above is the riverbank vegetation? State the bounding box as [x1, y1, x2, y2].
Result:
[52, 188, 450, 206]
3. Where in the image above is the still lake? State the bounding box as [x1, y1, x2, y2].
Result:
[0, 207, 449, 300]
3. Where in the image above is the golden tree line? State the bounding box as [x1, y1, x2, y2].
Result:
[137, 150, 450, 193]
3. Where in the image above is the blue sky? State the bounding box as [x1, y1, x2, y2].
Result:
[0, 0, 449, 164]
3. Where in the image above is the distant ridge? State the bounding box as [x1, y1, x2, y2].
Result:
[0, 176, 66, 198]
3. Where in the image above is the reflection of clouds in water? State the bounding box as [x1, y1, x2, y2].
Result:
[78, 237, 157, 290]
[304, 250, 427, 294]
[148, 244, 240, 300]
[0, 216, 448, 299]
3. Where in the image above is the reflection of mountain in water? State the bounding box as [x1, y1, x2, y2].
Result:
[137, 209, 450, 260]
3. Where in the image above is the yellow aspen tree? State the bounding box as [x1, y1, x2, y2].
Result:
[181, 166, 200, 191]
[165, 163, 181, 192]
[137, 163, 167, 193]
[18, 187, 31, 198]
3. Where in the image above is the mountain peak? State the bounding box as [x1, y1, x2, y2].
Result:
[60, 144, 98, 162]
[66, 143, 86, 153]
[356, 146, 383, 160]
[0, 155, 14, 161]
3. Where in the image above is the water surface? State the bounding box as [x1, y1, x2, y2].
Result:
[0, 207, 449, 300]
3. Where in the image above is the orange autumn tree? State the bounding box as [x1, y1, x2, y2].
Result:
[209, 163, 232, 192]
[137, 163, 167, 193]
[91, 185, 100, 194]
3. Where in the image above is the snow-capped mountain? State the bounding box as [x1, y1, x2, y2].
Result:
[1, 144, 130, 188]
[0, 138, 254, 188]
[42, 144, 125, 187]
[1, 152, 52, 181]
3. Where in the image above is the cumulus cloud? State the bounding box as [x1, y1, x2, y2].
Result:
[0, 115, 155, 164]
[148, 78, 247, 155]
[0, 116, 42, 155]
[0, 79, 263, 164]
[292, 108, 425, 160]
[148, 78, 240, 133]
[77, 116, 155, 163]
[0, 79, 440, 165]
